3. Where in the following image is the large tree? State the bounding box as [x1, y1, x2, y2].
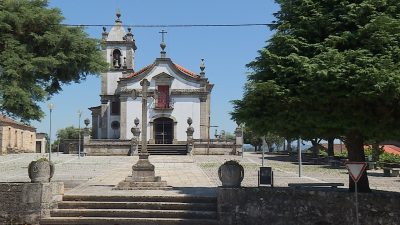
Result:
[0, 0, 106, 122]
[232, 0, 400, 192]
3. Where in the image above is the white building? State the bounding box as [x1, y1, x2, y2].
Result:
[90, 12, 213, 144]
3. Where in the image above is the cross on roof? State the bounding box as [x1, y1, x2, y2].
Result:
[159, 30, 167, 43]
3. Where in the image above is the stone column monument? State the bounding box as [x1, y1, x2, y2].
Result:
[116, 79, 167, 189]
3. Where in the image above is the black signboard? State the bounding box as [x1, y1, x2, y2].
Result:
[259, 167, 273, 187]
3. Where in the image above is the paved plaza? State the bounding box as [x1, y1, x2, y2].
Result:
[0, 152, 399, 195]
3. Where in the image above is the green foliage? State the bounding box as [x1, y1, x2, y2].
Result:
[53, 126, 82, 146]
[56, 126, 82, 140]
[231, 0, 400, 141]
[379, 152, 400, 164]
[0, 0, 107, 122]
[335, 150, 348, 158]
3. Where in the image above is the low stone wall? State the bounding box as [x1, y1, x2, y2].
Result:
[218, 187, 400, 225]
[192, 142, 239, 155]
[84, 139, 130, 155]
[0, 182, 64, 225]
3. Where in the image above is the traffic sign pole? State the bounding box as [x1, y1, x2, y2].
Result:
[345, 162, 367, 225]
[355, 182, 359, 225]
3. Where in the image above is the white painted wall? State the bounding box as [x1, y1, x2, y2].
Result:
[107, 71, 123, 94]
[124, 96, 200, 141]
[171, 97, 200, 140]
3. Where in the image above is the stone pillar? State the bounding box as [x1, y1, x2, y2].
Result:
[119, 97, 128, 140]
[129, 120, 140, 156]
[100, 100, 109, 139]
[149, 121, 155, 144]
[173, 121, 178, 144]
[235, 126, 243, 155]
[186, 118, 194, 154]
[83, 128, 91, 145]
[140, 79, 150, 154]
[199, 95, 208, 140]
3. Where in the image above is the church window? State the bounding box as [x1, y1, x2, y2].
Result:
[111, 101, 120, 115]
[157, 85, 170, 109]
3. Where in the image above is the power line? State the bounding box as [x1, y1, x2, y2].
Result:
[60, 23, 272, 28]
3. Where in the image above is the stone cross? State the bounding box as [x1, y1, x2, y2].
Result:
[140, 79, 150, 154]
[159, 30, 167, 43]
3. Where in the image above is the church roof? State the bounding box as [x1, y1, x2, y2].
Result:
[126, 61, 200, 79]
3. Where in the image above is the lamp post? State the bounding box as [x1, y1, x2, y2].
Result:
[48, 103, 54, 162]
[78, 110, 82, 158]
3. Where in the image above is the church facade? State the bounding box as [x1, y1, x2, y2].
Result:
[90, 13, 213, 144]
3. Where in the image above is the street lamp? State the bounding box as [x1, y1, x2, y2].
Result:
[48, 103, 54, 162]
[78, 110, 82, 158]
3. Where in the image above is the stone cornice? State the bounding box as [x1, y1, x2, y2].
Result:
[118, 88, 210, 99]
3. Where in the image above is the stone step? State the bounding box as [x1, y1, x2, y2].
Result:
[40, 217, 219, 225]
[51, 209, 217, 219]
[138, 144, 188, 155]
[62, 195, 217, 204]
[58, 201, 217, 211]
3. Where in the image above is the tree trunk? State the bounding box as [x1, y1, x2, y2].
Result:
[254, 145, 258, 152]
[371, 141, 380, 162]
[287, 138, 292, 153]
[310, 139, 319, 158]
[345, 131, 371, 193]
[327, 137, 334, 157]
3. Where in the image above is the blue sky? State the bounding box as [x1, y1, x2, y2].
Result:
[32, 0, 278, 140]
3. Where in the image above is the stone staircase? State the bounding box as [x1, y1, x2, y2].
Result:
[138, 144, 188, 155]
[40, 194, 219, 225]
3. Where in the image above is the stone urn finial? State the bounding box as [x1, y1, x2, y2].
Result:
[28, 158, 55, 183]
[218, 160, 244, 188]
[134, 117, 140, 127]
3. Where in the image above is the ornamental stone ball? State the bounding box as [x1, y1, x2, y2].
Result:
[134, 117, 140, 127]
[187, 117, 193, 126]
[84, 118, 90, 127]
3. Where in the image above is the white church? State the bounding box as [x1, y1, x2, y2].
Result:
[89, 12, 213, 145]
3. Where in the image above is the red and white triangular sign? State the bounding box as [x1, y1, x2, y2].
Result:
[346, 162, 367, 182]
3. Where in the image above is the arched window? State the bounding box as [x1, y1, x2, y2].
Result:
[112, 49, 122, 68]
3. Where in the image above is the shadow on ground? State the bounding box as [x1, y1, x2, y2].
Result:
[171, 187, 217, 196]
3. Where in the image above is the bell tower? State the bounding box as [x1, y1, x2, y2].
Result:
[99, 10, 137, 139]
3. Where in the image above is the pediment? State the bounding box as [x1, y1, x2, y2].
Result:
[152, 72, 174, 81]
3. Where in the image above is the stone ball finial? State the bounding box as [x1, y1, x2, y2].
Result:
[160, 42, 166, 51]
[134, 117, 140, 127]
[187, 117, 193, 126]
[128, 27, 132, 33]
[102, 26, 107, 32]
[84, 118, 90, 127]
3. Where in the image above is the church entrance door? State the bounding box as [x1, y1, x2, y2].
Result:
[154, 117, 173, 144]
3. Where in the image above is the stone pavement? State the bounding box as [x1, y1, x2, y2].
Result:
[0, 152, 398, 195]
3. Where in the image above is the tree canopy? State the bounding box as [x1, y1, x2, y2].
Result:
[0, 0, 106, 122]
[232, 0, 400, 192]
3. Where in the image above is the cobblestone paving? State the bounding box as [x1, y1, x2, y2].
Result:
[0, 152, 398, 194]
